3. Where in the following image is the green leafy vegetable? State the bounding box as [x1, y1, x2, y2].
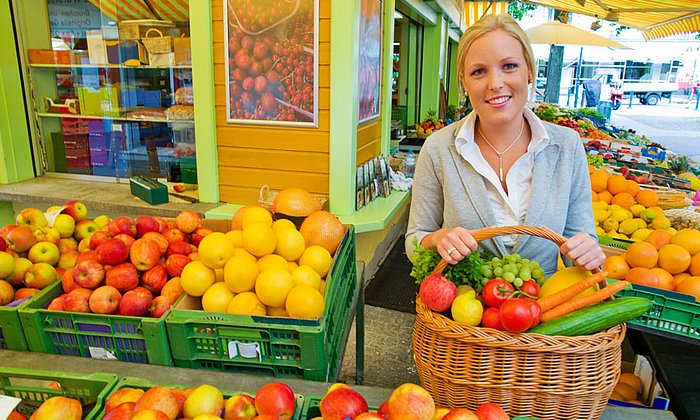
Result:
[410, 238, 491, 292]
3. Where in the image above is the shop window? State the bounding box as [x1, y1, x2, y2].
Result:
[26, 0, 195, 184]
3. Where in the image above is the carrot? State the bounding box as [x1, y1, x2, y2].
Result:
[540, 281, 630, 323]
[536, 271, 608, 313]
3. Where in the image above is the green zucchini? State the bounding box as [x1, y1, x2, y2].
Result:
[528, 297, 651, 336]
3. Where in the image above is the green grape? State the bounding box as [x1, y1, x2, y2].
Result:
[503, 272, 516, 282]
[493, 266, 503, 277]
[480, 266, 493, 278]
[513, 277, 524, 288]
[531, 261, 540, 269]
[519, 269, 531, 281]
[481, 277, 490, 286]
[511, 253, 521, 262]
[532, 268, 544, 279]
[521, 258, 530, 265]
[491, 256, 501, 264]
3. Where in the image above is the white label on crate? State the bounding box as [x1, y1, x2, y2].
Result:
[45, 206, 68, 227]
[0, 395, 22, 419]
[228, 341, 261, 361]
[89, 347, 117, 360]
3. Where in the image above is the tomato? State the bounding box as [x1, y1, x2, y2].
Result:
[520, 280, 540, 299]
[499, 298, 534, 333]
[482, 279, 514, 308]
[481, 306, 505, 330]
[524, 298, 542, 328]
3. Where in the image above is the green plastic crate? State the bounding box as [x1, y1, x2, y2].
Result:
[97, 377, 304, 419]
[165, 226, 357, 381]
[0, 368, 117, 420]
[614, 283, 700, 341]
[18, 280, 176, 365]
[0, 282, 51, 350]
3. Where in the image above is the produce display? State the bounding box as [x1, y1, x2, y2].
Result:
[414, 114, 445, 138]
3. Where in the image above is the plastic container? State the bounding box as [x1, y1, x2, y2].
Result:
[404, 148, 416, 178]
[0, 368, 118, 420]
[165, 226, 357, 381]
[0, 287, 46, 351]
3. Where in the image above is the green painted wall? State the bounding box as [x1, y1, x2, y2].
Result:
[448, 40, 460, 108]
[406, 23, 418, 126]
[419, 14, 446, 121]
[381, 0, 396, 157]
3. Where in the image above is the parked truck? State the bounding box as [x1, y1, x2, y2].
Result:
[594, 72, 678, 107]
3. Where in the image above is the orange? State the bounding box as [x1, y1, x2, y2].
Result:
[676, 276, 700, 302]
[255, 268, 294, 307]
[625, 267, 660, 288]
[607, 175, 629, 195]
[180, 261, 217, 297]
[635, 190, 659, 208]
[592, 191, 599, 202]
[299, 245, 333, 278]
[618, 373, 643, 394]
[285, 284, 325, 319]
[626, 180, 640, 197]
[645, 229, 673, 250]
[256, 254, 289, 272]
[197, 232, 236, 269]
[657, 244, 691, 274]
[299, 211, 346, 255]
[624, 242, 658, 268]
[242, 223, 277, 257]
[598, 191, 613, 204]
[274, 228, 306, 261]
[602, 255, 630, 280]
[229, 205, 256, 231]
[613, 382, 638, 402]
[611, 192, 635, 210]
[588, 164, 595, 174]
[227, 291, 266, 316]
[671, 228, 700, 255]
[241, 206, 273, 229]
[201, 282, 235, 313]
[224, 255, 259, 293]
[674, 272, 692, 286]
[590, 170, 610, 193]
[689, 254, 700, 276]
[650, 267, 675, 290]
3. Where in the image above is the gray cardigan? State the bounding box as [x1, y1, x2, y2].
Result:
[405, 118, 597, 276]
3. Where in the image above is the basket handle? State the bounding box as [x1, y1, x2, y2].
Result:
[144, 28, 164, 38]
[431, 225, 604, 284]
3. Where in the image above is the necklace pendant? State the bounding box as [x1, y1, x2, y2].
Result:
[499, 166, 504, 182]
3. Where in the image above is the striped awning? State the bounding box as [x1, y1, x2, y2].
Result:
[521, 0, 700, 40]
[86, 0, 189, 23]
[464, 1, 511, 27]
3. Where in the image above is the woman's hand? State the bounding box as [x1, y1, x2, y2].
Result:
[422, 227, 479, 265]
[560, 232, 606, 271]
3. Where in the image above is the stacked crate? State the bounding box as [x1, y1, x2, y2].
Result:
[62, 118, 91, 175]
[88, 120, 123, 177]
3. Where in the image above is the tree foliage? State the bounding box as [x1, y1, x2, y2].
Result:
[508, 1, 537, 21]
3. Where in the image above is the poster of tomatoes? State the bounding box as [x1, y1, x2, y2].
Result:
[225, 0, 318, 126]
[358, 0, 382, 122]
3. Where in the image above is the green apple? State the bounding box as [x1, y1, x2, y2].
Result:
[5, 257, 32, 288]
[74, 220, 99, 241]
[0, 251, 16, 278]
[16, 207, 48, 229]
[24, 262, 57, 289]
[28, 242, 60, 265]
[53, 214, 76, 238]
[93, 215, 112, 228]
[33, 226, 61, 245]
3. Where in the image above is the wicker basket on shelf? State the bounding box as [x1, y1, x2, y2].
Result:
[413, 225, 625, 420]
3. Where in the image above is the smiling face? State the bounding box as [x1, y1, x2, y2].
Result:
[460, 29, 531, 129]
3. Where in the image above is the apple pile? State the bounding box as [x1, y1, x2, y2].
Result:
[41, 210, 209, 317]
[7, 395, 83, 420]
[102, 381, 296, 420]
[315, 382, 510, 420]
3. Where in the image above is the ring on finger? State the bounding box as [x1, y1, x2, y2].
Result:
[446, 247, 457, 255]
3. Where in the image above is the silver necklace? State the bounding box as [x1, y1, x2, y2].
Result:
[476, 118, 526, 183]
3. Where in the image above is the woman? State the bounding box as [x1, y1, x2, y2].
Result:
[405, 14, 605, 276]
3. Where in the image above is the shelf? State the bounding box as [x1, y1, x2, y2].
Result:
[29, 63, 192, 70]
[36, 112, 194, 124]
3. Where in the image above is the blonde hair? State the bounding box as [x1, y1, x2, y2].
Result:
[457, 14, 535, 91]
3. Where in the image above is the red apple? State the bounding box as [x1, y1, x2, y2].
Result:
[0, 280, 14, 305]
[171, 388, 188, 413]
[27, 241, 60, 265]
[78, 237, 91, 253]
[74, 220, 100, 241]
[108, 216, 137, 238]
[63, 288, 92, 313]
[160, 277, 184, 303]
[0, 225, 17, 245]
[135, 215, 160, 238]
[24, 262, 58, 289]
[89, 230, 112, 251]
[162, 228, 187, 244]
[154, 216, 171, 233]
[142, 265, 168, 293]
[474, 403, 509, 420]
[105, 387, 145, 413]
[419, 273, 457, 312]
[132, 386, 180, 420]
[62, 267, 77, 293]
[319, 387, 368, 420]
[103, 401, 136, 420]
[165, 254, 190, 278]
[55, 266, 66, 278]
[93, 215, 113, 228]
[223, 393, 257, 420]
[377, 401, 390, 418]
[167, 240, 195, 257]
[7, 411, 27, 420]
[47, 294, 66, 311]
[63, 201, 88, 221]
[106, 262, 140, 293]
[96, 238, 129, 265]
[114, 233, 136, 252]
[4, 257, 29, 288]
[130, 238, 162, 271]
[7, 225, 37, 252]
[0, 238, 6, 252]
[443, 408, 479, 420]
[16, 207, 48, 229]
[58, 250, 79, 270]
[387, 383, 435, 420]
[72, 258, 105, 289]
[30, 396, 82, 420]
[75, 250, 98, 265]
[433, 406, 451, 420]
[130, 408, 170, 420]
[142, 232, 169, 255]
[175, 210, 202, 233]
[14, 287, 40, 300]
[149, 295, 172, 318]
[182, 384, 224, 418]
[32, 226, 61, 245]
[355, 413, 386, 419]
[89, 285, 122, 314]
[119, 287, 153, 316]
[190, 227, 214, 247]
[254, 382, 296, 419]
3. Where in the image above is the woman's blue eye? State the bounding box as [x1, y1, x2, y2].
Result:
[471, 69, 484, 76]
[504, 63, 518, 70]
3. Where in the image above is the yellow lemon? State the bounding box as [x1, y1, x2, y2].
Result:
[596, 226, 606, 237]
[201, 282, 235, 313]
[242, 223, 277, 257]
[274, 228, 306, 261]
[299, 245, 333, 278]
[608, 204, 623, 213]
[224, 255, 259, 293]
[619, 219, 639, 236]
[640, 209, 657, 223]
[180, 261, 217, 297]
[272, 219, 297, 232]
[450, 294, 483, 326]
[602, 218, 619, 233]
[593, 209, 610, 223]
[631, 228, 652, 241]
[456, 284, 476, 299]
[227, 292, 266, 316]
[241, 206, 273, 229]
[630, 204, 645, 217]
[611, 209, 632, 222]
[651, 217, 671, 230]
[255, 268, 294, 307]
[285, 285, 325, 319]
[257, 254, 290, 272]
[224, 230, 244, 248]
[592, 201, 609, 212]
[291, 265, 322, 290]
[198, 232, 236, 269]
[635, 218, 647, 229]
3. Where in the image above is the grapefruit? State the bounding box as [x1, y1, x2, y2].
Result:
[299, 211, 345, 255]
[272, 188, 322, 217]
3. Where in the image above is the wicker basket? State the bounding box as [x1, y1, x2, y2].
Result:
[413, 226, 625, 420]
[142, 28, 173, 54]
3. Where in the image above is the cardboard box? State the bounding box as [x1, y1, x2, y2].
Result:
[608, 354, 670, 410]
[173, 37, 191, 65]
[28, 49, 71, 64]
[86, 30, 107, 64]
